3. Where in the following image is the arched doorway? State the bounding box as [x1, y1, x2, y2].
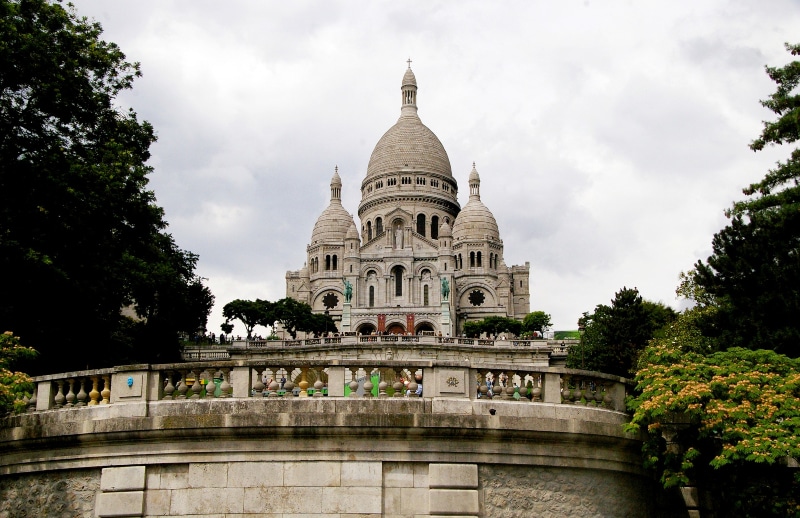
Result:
[357, 323, 376, 335]
[415, 322, 435, 335]
[386, 323, 406, 335]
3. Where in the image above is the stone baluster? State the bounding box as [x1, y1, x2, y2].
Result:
[65, 378, 76, 407]
[573, 378, 585, 405]
[363, 368, 374, 398]
[594, 380, 605, 406]
[561, 376, 571, 404]
[163, 371, 176, 400]
[476, 370, 489, 399]
[298, 366, 309, 397]
[205, 370, 217, 398]
[503, 370, 515, 400]
[313, 379, 324, 397]
[100, 375, 110, 404]
[88, 376, 101, 405]
[252, 367, 266, 397]
[268, 369, 280, 397]
[283, 367, 295, 396]
[75, 378, 88, 406]
[392, 369, 404, 397]
[348, 367, 360, 398]
[517, 373, 528, 401]
[602, 382, 613, 409]
[177, 370, 190, 399]
[54, 380, 66, 408]
[531, 374, 543, 402]
[219, 368, 232, 398]
[190, 370, 202, 399]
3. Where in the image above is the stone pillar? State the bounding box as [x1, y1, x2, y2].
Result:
[35, 380, 54, 411]
[326, 367, 346, 397]
[341, 302, 351, 332]
[230, 366, 250, 398]
[543, 372, 562, 404]
[440, 301, 451, 336]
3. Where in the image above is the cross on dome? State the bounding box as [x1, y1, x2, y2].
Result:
[407, 57, 412, 69]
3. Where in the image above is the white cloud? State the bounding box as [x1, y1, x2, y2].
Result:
[73, 0, 800, 333]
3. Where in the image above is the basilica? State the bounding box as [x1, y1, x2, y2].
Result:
[285, 64, 530, 336]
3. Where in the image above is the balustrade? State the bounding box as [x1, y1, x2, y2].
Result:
[23, 358, 625, 414]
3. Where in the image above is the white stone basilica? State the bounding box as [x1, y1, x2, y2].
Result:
[285, 64, 530, 335]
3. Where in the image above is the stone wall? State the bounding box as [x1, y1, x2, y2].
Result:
[0, 398, 684, 517]
[479, 464, 685, 518]
[0, 468, 99, 518]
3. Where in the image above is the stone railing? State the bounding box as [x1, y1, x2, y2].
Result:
[187, 335, 577, 362]
[23, 358, 628, 413]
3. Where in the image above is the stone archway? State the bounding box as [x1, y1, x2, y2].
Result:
[386, 323, 406, 335]
[415, 322, 435, 335]
[357, 323, 376, 335]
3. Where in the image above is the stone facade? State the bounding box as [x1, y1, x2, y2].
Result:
[286, 65, 530, 336]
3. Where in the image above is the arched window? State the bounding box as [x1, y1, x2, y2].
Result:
[470, 251, 475, 268]
[350, 265, 353, 273]
[431, 215, 439, 240]
[424, 285, 429, 306]
[392, 265, 404, 296]
[376, 217, 383, 235]
[369, 286, 374, 307]
[477, 251, 482, 268]
[367, 221, 372, 241]
[325, 255, 331, 270]
[417, 214, 426, 236]
[332, 255, 338, 270]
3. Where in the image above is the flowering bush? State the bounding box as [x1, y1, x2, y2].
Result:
[0, 332, 37, 416]
[626, 309, 800, 516]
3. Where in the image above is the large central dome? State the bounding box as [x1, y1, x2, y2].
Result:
[364, 66, 453, 180]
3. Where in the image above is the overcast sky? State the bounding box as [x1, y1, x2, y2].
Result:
[72, 0, 798, 337]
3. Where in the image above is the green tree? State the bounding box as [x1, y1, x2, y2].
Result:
[462, 316, 521, 338]
[688, 43, 800, 358]
[522, 311, 552, 336]
[567, 287, 676, 376]
[627, 307, 800, 517]
[0, 332, 37, 416]
[222, 299, 272, 339]
[272, 298, 317, 339]
[0, 0, 211, 373]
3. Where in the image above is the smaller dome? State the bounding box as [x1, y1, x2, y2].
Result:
[452, 163, 500, 242]
[402, 67, 417, 88]
[439, 220, 452, 238]
[346, 220, 360, 241]
[311, 204, 353, 244]
[300, 262, 309, 276]
[331, 166, 342, 188]
[468, 162, 480, 183]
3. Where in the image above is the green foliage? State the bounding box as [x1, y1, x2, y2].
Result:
[222, 299, 273, 339]
[521, 311, 552, 336]
[627, 308, 800, 516]
[0, 0, 211, 373]
[688, 43, 800, 358]
[0, 332, 37, 416]
[462, 316, 521, 338]
[567, 287, 676, 376]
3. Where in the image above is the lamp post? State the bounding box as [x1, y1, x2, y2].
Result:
[578, 320, 586, 369]
[324, 309, 329, 337]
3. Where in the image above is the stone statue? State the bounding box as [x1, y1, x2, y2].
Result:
[343, 278, 352, 303]
[441, 277, 450, 301]
[394, 225, 404, 249]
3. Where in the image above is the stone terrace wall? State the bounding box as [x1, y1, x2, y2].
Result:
[0, 398, 685, 517]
